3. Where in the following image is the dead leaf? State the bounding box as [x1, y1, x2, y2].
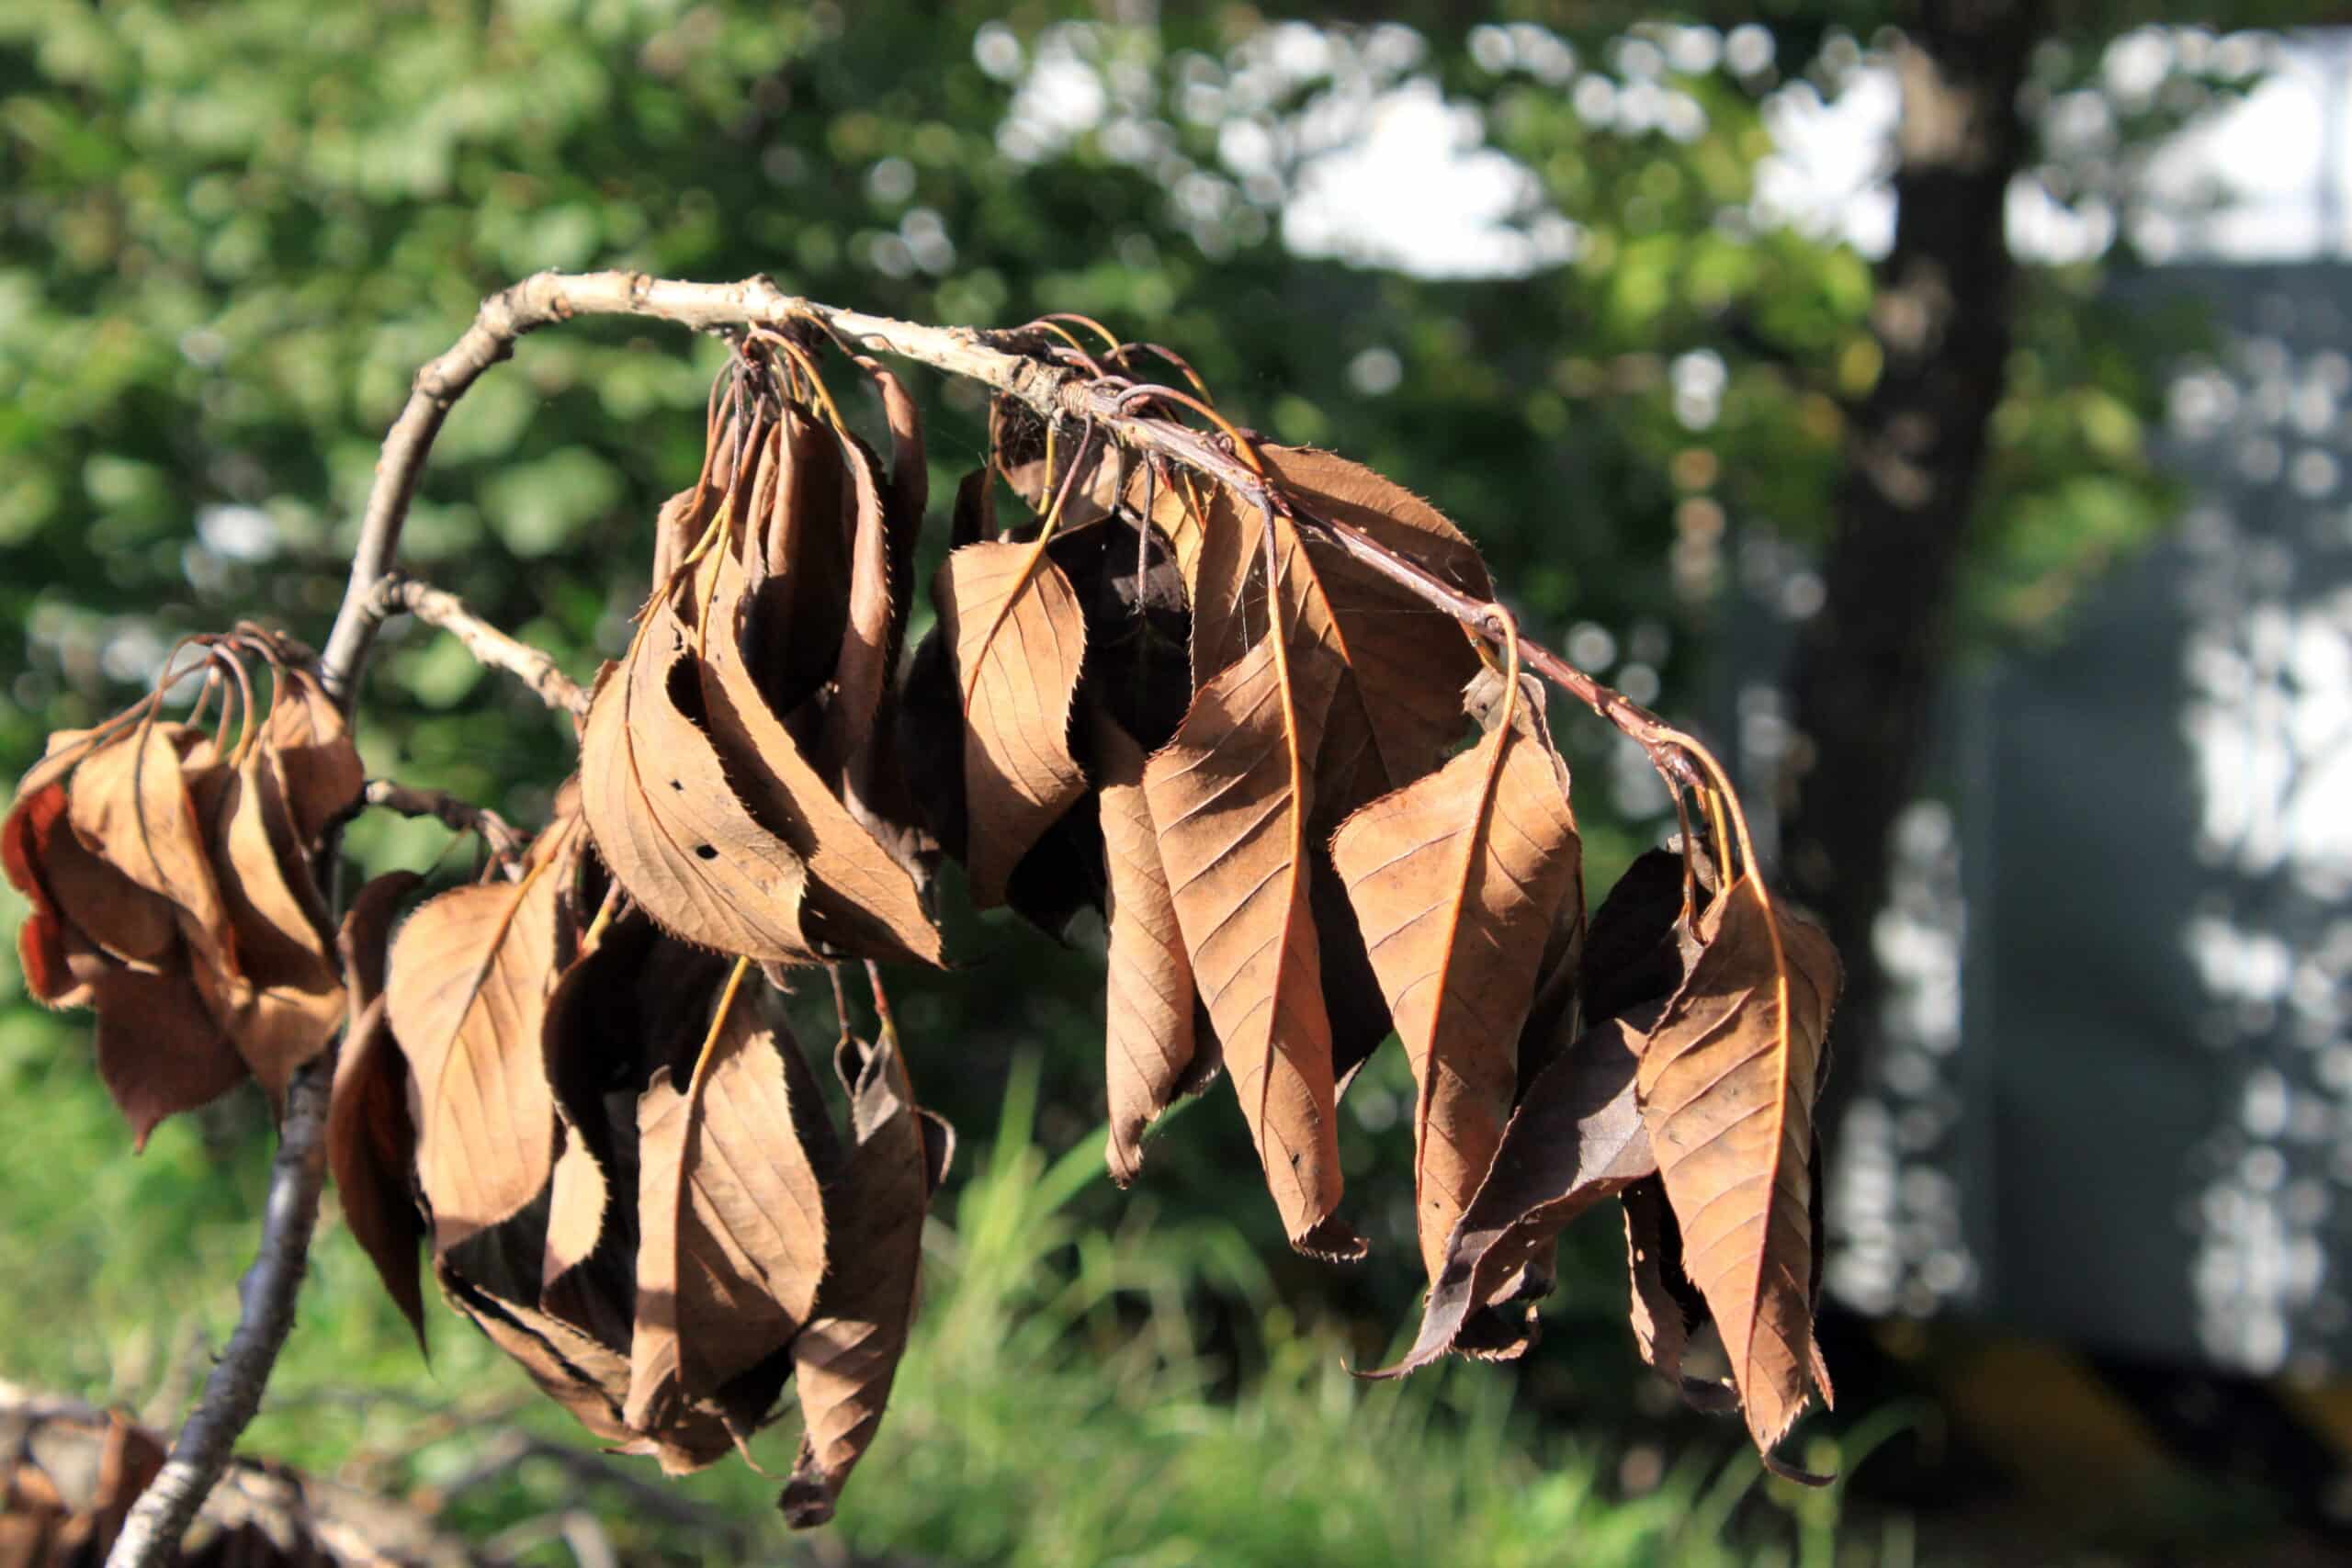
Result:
[257, 659, 365, 848]
[1331, 677, 1582, 1281]
[328, 870, 428, 1348]
[1363, 1009, 1657, 1380]
[1144, 625, 1357, 1259]
[933, 540, 1090, 908]
[1622, 1176, 1737, 1414]
[1635, 874, 1840, 1461]
[385, 823, 579, 1249]
[196, 744, 344, 1101]
[692, 541, 942, 966]
[1091, 708, 1200, 1185]
[626, 977, 828, 1431]
[781, 1023, 946, 1528]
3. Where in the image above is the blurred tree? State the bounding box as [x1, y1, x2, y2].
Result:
[0, 0, 2294, 1348]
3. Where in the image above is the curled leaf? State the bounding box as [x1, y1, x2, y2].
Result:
[781, 1022, 947, 1528]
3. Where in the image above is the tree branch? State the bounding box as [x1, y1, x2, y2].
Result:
[314, 269, 1697, 780]
[362, 778, 528, 865]
[103, 1059, 332, 1568]
[363, 573, 589, 716]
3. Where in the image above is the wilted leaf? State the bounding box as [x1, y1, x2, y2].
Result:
[197, 744, 345, 1100]
[1145, 623, 1358, 1259]
[1091, 707, 1201, 1185]
[437, 1260, 734, 1476]
[257, 658, 365, 848]
[1622, 1176, 1737, 1414]
[1331, 676, 1582, 1280]
[386, 823, 578, 1249]
[1365, 1010, 1656, 1380]
[684, 543, 941, 964]
[627, 975, 829, 1431]
[1636, 874, 1840, 1461]
[5, 727, 248, 1145]
[328, 870, 427, 1348]
[781, 1023, 945, 1528]
[933, 540, 1089, 908]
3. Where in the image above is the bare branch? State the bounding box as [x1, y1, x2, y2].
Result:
[362, 778, 528, 865]
[103, 1058, 332, 1568]
[366, 574, 589, 716]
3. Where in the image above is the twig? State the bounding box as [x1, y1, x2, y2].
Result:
[362, 778, 528, 864]
[103, 1057, 332, 1568]
[359, 574, 589, 716]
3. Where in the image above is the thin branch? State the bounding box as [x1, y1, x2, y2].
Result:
[314, 269, 1689, 776]
[362, 778, 528, 864]
[104, 1057, 332, 1568]
[365, 574, 589, 716]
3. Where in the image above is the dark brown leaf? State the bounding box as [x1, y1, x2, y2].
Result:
[1092, 708, 1199, 1185]
[1363, 1009, 1657, 1380]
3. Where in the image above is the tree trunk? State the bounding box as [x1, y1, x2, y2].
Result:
[1782, 1, 2041, 1158]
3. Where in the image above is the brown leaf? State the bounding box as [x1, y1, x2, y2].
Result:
[385, 826, 578, 1249]
[328, 870, 428, 1348]
[933, 540, 1090, 908]
[1363, 1010, 1657, 1380]
[693, 540, 942, 965]
[580, 574, 825, 965]
[781, 1024, 944, 1528]
[812, 427, 894, 785]
[437, 1259, 735, 1476]
[1635, 874, 1841, 1460]
[68, 720, 242, 1007]
[739, 409, 847, 714]
[1331, 679, 1582, 1281]
[1622, 1177, 1737, 1414]
[1091, 708, 1200, 1185]
[258, 660, 365, 849]
[196, 745, 344, 1100]
[626, 975, 829, 1431]
[1186, 449, 1488, 824]
[1144, 622, 1358, 1259]
[5, 730, 248, 1144]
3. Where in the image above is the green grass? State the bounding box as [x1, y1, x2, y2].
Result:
[0, 974, 1887, 1567]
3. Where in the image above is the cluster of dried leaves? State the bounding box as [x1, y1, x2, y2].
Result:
[4, 320, 1843, 1523]
[1, 1386, 470, 1568]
